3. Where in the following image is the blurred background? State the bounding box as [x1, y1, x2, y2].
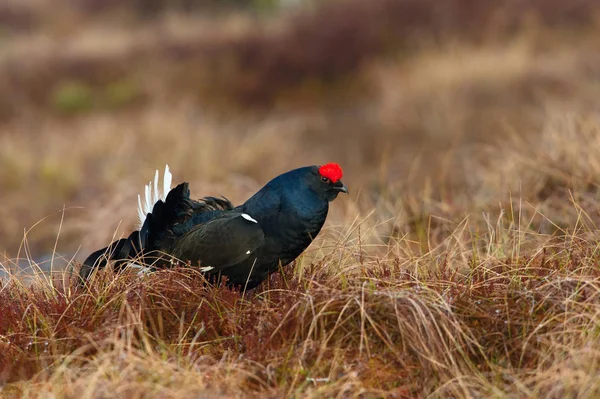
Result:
[1, 0, 600, 273]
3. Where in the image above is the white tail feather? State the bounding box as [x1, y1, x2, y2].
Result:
[153, 170, 159, 205]
[162, 165, 172, 201]
[136, 164, 173, 229]
[144, 183, 152, 215]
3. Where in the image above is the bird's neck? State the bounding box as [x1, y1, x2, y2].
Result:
[243, 183, 329, 231]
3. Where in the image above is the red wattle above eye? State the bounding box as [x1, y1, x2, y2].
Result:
[318, 163, 343, 183]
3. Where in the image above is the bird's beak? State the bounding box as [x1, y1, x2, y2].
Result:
[333, 180, 349, 194]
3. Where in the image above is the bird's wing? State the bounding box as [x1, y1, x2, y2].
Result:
[171, 212, 265, 271]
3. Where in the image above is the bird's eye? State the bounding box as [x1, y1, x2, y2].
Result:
[321, 176, 331, 183]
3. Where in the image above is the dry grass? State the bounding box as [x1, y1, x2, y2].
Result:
[2, 211, 600, 397]
[3, 0, 600, 397]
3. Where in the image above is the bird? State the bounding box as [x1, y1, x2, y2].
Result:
[79, 163, 348, 290]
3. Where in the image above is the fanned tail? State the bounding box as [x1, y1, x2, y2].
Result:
[139, 182, 193, 249]
[79, 165, 173, 285]
[137, 165, 172, 229]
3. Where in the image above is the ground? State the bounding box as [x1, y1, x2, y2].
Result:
[2, 0, 600, 397]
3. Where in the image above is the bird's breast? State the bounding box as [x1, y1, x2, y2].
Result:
[257, 204, 328, 265]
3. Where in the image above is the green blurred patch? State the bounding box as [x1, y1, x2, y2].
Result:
[51, 81, 94, 114]
[250, 0, 280, 12]
[50, 79, 140, 115]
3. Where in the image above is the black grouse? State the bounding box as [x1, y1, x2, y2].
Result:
[79, 163, 348, 290]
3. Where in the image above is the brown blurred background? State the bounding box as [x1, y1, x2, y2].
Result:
[1, 0, 600, 271]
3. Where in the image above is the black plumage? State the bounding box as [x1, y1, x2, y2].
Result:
[79, 163, 347, 290]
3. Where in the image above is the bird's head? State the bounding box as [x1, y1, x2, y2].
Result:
[306, 163, 348, 202]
